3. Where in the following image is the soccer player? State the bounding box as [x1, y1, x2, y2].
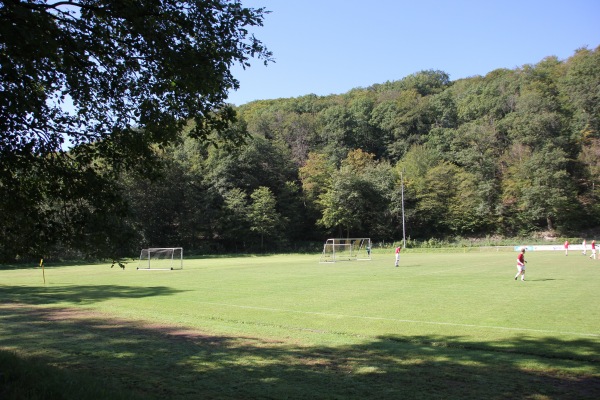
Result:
[590, 240, 597, 260]
[394, 245, 401, 267]
[515, 247, 526, 281]
[564, 240, 569, 256]
[582, 239, 587, 255]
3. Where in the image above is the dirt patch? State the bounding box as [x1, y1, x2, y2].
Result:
[0, 302, 228, 343]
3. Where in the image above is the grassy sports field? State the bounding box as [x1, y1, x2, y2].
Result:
[1, 249, 599, 399]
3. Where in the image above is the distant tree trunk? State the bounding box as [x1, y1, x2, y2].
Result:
[547, 215, 554, 231]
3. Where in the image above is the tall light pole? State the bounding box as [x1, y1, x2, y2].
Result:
[401, 170, 406, 249]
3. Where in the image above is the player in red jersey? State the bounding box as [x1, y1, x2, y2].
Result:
[394, 246, 401, 267]
[515, 247, 526, 281]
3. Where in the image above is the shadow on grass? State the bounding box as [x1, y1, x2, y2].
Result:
[0, 285, 186, 306]
[0, 304, 599, 399]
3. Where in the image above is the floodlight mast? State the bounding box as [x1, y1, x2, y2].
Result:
[401, 170, 406, 249]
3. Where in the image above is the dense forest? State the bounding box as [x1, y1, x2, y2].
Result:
[3, 47, 600, 261]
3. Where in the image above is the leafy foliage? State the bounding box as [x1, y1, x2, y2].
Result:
[0, 0, 272, 156]
[0, 0, 271, 261]
[248, 186, 285, 250]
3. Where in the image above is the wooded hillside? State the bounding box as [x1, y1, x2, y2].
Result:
[122, 46, 599, 253]
[4, 47, 600, 260]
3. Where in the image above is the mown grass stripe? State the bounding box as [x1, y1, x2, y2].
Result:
[197, 301, 600, 338]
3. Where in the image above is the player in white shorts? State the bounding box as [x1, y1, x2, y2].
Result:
[514, 247, 526, 281]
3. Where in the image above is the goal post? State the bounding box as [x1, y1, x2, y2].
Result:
[319, 238, 372, 263]
[137, 247, 183, 270]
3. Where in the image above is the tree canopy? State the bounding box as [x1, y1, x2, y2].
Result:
[0, 0, 272, 261]
[0, 0, 272, 159]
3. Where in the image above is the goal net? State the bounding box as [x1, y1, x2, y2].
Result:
[137, 247, 183, 270]
[319, 238, 372, 263]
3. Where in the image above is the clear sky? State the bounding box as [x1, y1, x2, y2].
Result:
[226, 0, 600, 106]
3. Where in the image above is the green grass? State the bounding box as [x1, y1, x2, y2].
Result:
[1, 250, 599, 399]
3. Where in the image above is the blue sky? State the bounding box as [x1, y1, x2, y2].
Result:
[226, 0, 600, 106]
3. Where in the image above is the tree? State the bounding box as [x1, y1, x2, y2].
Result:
[299, 152, 335, 204]
[499, 143, 579, 233]
[317, 173, 369, 237]
[317, 150, 395, 238]
[0, 154, 137, 261]
[415, 162, 485, 235]
[276, 181, 310, 242]
[204, 135, 297, 195]
[248, 186, 284, 251]
[0, 1, 272, 260]
[370, 88, 433, 161]
[394, 144, 441, 237]
[577, 137, 600, 226]
[298, 151, 335, 236]
[560, 46, 600, 139]
[317, 105, 355, 163]
[220, 187, 250, 250]
[1, 0, 272, 158]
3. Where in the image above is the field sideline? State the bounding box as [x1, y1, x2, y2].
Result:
[1, 250, 599, 399]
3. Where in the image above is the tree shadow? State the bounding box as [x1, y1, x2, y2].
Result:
[0, 304, 599, 399]
[0, 260, 118, 270]
[0, 285, 186, 305]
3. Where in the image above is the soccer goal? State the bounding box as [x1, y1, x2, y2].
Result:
[137, 247, 183, 270]
[319, 238, 372, 263]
